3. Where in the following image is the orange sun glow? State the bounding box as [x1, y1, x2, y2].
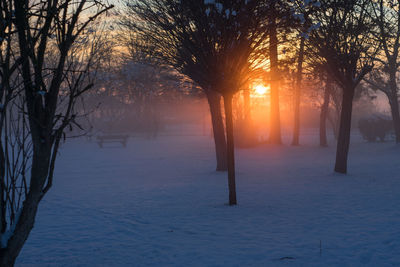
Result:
[254, 84, 269, 96]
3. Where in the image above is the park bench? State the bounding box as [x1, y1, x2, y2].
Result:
[96, 134, 129, 148]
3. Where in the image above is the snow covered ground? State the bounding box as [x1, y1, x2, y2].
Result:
[16, 129, 400, 266]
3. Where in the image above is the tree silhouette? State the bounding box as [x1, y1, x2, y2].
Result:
[125, 0, 269, 204]
[0, 1, 112, 265]
[307, 0, 374, 173]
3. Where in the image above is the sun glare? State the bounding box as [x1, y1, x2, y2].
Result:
[254, 84, 269, 96]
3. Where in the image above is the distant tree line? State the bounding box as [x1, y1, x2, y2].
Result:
[120, 0, 400, 205]
[2, 0, 400, 264]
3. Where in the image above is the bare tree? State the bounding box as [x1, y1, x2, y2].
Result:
[0, 1, 113, 265]
[1, 95, 32, 248]
[289, 0, 318, 146]
[125, 0, 269, 205]
[90, 57, 190, 136]
[307, 0, 374, 174]
[120, 1, 229, 171]
[291, 35, 305, 146]
[366, 0, 400, 143]
[0, 0, 26, 245]
[268, 0, 282, 144]
[320, 73, 332, 147]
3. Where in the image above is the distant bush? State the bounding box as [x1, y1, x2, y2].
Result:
[358, 115, 393, 142]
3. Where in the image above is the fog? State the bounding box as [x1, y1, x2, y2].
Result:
[69, 74, 394, 146]
[3, 0, 400, 265]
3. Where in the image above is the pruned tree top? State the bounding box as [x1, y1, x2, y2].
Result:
[120, 0, 271, 95]
[306, 0, 376, 89]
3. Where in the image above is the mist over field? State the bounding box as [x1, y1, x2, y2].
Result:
[1, 0, 400, 266]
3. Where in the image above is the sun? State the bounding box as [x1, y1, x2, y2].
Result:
[254, 84, 269, 96]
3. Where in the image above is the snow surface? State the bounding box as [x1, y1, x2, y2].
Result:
[16, 129, 400, 266]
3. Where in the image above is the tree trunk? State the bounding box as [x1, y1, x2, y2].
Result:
[268, 5, 282, 145]
[388, 71, 400, 143]
[0, 144, 51, 266]
[205, 90, 228, 171]
[238, 88, 257, 147]
[223, 94, 237, 205]
[243, 89, 251, 122]
[292, 37, 305, 146]
[0, 142, 6, 233]
[389, 96, 400, 143]
[334, 87, 355, 174]
[320, 75, 332, 147]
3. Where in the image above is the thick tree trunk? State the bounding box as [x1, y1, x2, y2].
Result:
[268, 6, 282, 145]
[0, 145, 50, 267]
[292, 37, 305, 146]
[205, 90, 228, 171]
[389, 96, 400, 143]
[223, 94, 237, 205]
[320, 75, 332, 147]
[0, 142, 5, 233]
[334, 88, 355, 174]
[388, 72, 400, 143]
